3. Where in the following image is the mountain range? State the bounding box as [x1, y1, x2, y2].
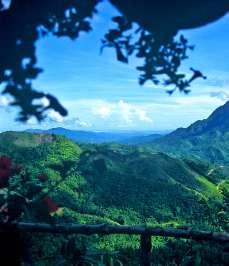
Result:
[27, 101, 229, 165]
[0, 101, 228, 264]
[166, 100, 229, 137]
[27, 127, 164, 144]
[150, 101, 229, 166]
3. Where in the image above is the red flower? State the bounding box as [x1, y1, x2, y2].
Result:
[0, 156, 12, 170]
[0, 156, 12, 187]
[42, 196, 59, 213]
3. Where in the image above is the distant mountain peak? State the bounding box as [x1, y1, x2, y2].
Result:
[27, 128, 165, 144]
[152, 101, 229, 165]
[170, 101, 229, 137]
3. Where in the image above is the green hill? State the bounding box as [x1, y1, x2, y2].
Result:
[152, 130, 229, 165]
[0, 131, 228, 265]
[150, 101, 229, 166]
[0, 131, 227, 228]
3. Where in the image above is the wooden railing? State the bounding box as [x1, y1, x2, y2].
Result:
[1, 222, 229, 266]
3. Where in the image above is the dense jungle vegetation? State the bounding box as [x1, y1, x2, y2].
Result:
[0, 128, 228, 265]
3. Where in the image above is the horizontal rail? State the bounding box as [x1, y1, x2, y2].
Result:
[1, 223, 229, 243]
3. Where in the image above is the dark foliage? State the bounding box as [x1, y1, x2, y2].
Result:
[0, 0, 100, 121]
[102, 18, 205, 93]
[0, 0, 228, 121]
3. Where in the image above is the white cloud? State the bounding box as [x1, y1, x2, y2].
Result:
[92, 103, 112, 119]
[52, 94, 226, 131]
[48, 110, 64, 123]
[118, 100, 132, 124]
[76, 120, 92, 128]
[166, 94, 225, 109]
[91, 99, 153, 126]
[70, 117, 92, 128]
[210, 90, 229, 101]
[26, 117, 38, 125]
[0, 95, 10, 107]
[42, 112, 92, 129]
[32, 97, 50, 108]
[40, 97, 50, 107]
[134, 109, 153, 123]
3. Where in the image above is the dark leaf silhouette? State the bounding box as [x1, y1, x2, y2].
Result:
[115, 44, 128, 63]
[0, 0, 228, 120]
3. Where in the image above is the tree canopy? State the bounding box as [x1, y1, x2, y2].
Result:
[0, 0, 228, 122]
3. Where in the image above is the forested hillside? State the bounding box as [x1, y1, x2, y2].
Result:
[150, 101, 229, 166]
[0, 131, 228, 265]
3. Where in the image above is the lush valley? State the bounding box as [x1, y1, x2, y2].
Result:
[0, 127, 228, 265]
[0, 100, 229, 266]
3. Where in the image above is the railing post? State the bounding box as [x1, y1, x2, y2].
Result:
[140, 234, 152, 266]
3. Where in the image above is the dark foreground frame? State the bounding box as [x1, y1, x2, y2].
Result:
[1, 223, 229, 266]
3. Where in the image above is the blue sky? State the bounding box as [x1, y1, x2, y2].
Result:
[0, 1, 229, 132]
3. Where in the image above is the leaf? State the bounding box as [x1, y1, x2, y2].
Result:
[112, 16, 125, 24]
[115, 45, 128, 63]
[166, 89, 175, 95]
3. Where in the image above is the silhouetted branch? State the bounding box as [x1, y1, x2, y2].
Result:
[1, 223, 229, 243]
[0, 1, 229, 120]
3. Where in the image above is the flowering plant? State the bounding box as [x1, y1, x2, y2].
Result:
[0, 155, 61, 223]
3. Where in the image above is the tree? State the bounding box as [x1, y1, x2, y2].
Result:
[0, 0, 228, 122]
